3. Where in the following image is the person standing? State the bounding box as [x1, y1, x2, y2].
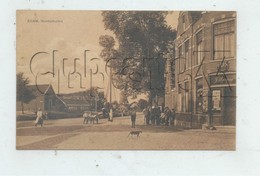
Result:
[143, 106, 150, 125]
[156, 107, 161, 126]
[170, 108, 176, 126]
[35, 108, 43, 127]
[164, 107, 170, 126]
[167, 108, 172, 126]
[142, 108, 146, 125]
[45, 112, 48, 120]
[151, 106, 156, 125]
[130, 108, 137, 128]
[147, 106, 151, 125]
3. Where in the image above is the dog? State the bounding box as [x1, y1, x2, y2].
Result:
[204, 125, 216, 130]
[128, 130, 142, 138]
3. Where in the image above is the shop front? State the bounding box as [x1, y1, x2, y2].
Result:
[209, 73, 236, 126]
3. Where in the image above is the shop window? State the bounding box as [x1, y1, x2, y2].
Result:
[212, 90, 221, 111]
[213, 20, 235, 60]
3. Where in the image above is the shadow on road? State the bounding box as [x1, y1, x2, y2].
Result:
[17, 133, 78, 150]
[138, 125, 184, 133]
[16, 126, 85, 136]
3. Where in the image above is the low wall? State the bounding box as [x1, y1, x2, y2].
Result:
[174, 113, 208, 129]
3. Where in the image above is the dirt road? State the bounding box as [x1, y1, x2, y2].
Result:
[16, 113, 235, 150]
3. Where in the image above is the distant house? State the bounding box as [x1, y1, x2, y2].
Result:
[16, 84, 66, 113]
[57, 91, 105, 113]
[57, 96, 90, 113]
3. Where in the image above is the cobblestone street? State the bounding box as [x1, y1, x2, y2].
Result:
[16, 113, 235, 150]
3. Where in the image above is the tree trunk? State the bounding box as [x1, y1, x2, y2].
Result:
[148, 91, 153, 106]
[21, 101, 24, 114]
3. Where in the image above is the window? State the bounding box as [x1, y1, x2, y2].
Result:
[184, 40, 189, 69]
[184, 81, 189, 112]
[178, 83, 182, 94]
[214, 20, 235, 60]
[196, 78, 203, 113]
[182, 15, 186, 30]
[196, 30, 203, 65]
[178, 45, 183, 73]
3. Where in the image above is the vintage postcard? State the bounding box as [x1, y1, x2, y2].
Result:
[16, 10, 236, 150]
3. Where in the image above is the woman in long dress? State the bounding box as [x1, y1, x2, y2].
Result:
[35, 108, 43, 127]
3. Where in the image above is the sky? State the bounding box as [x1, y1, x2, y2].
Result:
[17, 10, 179, 100]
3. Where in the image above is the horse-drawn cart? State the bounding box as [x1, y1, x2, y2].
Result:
[83, 111, 100, 124]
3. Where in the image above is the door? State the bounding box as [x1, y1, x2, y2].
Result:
[222, 87, 236, 125]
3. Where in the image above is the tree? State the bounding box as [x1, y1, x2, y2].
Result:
[99, 11, 176, 105]
[17, 72, 35, 114]
[97, 91, 105, 111]
[85, 87, 105, 111]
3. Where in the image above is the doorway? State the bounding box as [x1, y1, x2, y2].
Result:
[222, 87, 236, 125]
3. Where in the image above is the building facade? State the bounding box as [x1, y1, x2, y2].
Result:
[165, 11, 236, 127]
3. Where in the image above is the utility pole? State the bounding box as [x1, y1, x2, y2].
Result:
[95, 94, 98, 112]
[57, 69, 60, 95]
[109, 66, 113, 121]
[90, 69, 94, 111]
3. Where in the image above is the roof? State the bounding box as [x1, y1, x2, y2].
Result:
[190, 11, 202, 23]
[27, 84, 51, 96]
[178, 11, 203, 27]
[59, 97, 89, 105]
[57, 96, 90, 106]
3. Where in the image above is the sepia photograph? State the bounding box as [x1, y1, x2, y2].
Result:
[16, 10, 236, 150]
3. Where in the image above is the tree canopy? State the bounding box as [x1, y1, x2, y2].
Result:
[99, 11, 176, 104]
[138, 99, 149, 110]
[17, 72, 36, 113]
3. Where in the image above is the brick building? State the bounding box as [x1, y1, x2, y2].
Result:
[165, 11, 236, 127]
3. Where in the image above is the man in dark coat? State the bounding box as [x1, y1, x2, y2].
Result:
[130, 108, 137, 128]
[151, 106, 156, 125]
[155, 107, 161, 126]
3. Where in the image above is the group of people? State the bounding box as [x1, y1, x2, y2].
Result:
[34, 106, 175, 129]
[161, 107, 176, 126]
[143, 106, 175, 126]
